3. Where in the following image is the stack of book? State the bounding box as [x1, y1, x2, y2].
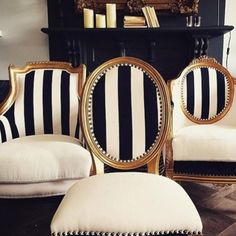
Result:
[123, 16, 147, 28]
[142, 6, 160, 28]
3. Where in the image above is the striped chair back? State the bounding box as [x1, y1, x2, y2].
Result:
[180, 57, 234, 123]
[81, 57, 170, 171]
[0, 62, 85, 143]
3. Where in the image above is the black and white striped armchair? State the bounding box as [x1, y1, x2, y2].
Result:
[166, 56, 236, 183]
[50, 57, 202, 236]
[0, 61, 92, 198]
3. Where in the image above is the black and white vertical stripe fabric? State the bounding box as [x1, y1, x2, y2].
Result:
[181, 67, 230, 121]
[91, 64, 163, 162]
[0, 69, 81, 143]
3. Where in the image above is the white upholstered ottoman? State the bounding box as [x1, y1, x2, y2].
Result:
[51, 173, 202, 236]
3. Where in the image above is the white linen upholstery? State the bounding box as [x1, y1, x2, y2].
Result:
[173, 125, 236, 161]
[166, 57, 236, 182]
[0, 180, 78, 198]
[51, 173, 202, 235]
[171, 80, 236, 134]
[0, 67, 83, 143]
[0, 134, 92, 184]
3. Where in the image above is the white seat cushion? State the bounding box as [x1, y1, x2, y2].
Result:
[0, 134, 92, 183]
[173, 125, 236, 161]
[0, 180, 79, 198]
[51, 172, 202, 235]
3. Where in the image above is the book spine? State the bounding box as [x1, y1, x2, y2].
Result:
[142, 7, 151, 27]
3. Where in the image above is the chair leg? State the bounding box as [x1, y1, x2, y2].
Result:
[166, 168, 174, 179]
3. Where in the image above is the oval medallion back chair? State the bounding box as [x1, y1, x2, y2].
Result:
[0, 61, 92, 198]
[51, 57, 202, 236]
[166, 56, 236, 183]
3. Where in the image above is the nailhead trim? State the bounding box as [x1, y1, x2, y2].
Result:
[87, 63, 164, 163]
[26, 61, 72, 66]
[180, 66, 231, 121]
[51, 230, 202, 236]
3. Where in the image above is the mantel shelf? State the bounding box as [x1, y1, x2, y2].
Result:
[41, 25, 234, 80]
[41, 26, 234, 39]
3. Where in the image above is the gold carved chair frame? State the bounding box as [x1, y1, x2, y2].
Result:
[1, 62, 86, 116]
[81, 57, 171, 174]
[166, 56, 236, 184]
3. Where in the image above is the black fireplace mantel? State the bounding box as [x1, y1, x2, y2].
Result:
[41, 25, 234, 80]
[41, 26, 233, 38]
[2, 26, 232, 103]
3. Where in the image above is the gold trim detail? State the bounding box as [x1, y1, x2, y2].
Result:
[0, 61, 86, 116]
[147, 153, 160, 174]
[87, 65, 162, 163]
[166, 56, 236, 184]
[179, 56, 234, 124]
[81, 57, 171, 171]
[173, 174, 236, 184]
[233, 77, 236, 85]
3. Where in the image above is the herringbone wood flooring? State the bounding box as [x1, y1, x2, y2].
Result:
[181, 182, 236, 236]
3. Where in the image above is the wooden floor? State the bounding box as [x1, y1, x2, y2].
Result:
[0, 183, 235, 236]
[182, 182, 236, 236]
[0, 195, 63, 236]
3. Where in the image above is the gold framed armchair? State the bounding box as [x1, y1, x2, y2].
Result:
[50, 57, 202, 236]
[0, 61, 92, 198]
[166, 56, 236, 183]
